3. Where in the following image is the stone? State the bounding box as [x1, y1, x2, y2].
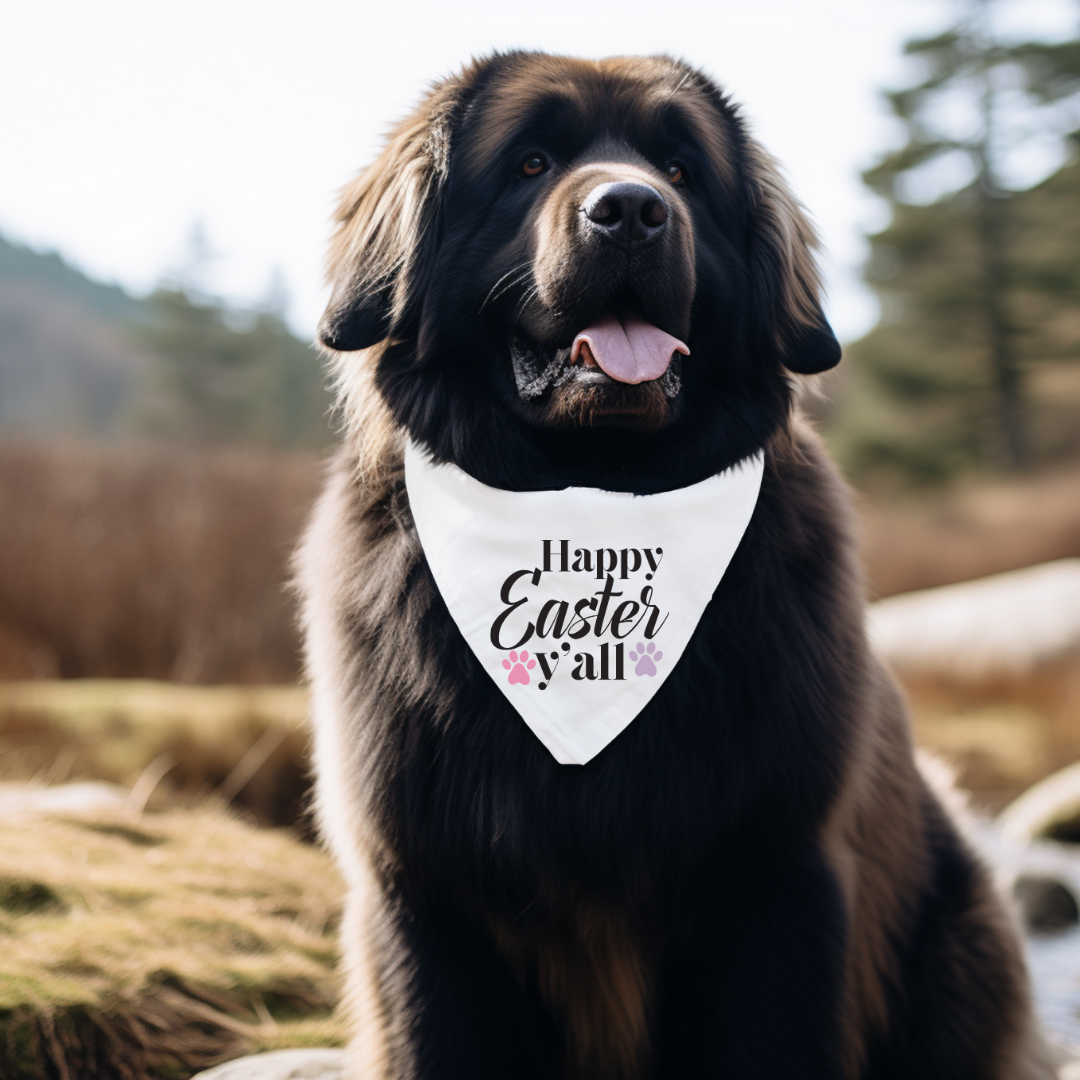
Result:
[1013, 874, 1080, 934]
[867, 559, 1080, 679]
[998, 761, 1080, 845]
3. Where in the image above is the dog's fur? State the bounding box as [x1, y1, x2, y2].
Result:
[296, 53, 1055, 1079]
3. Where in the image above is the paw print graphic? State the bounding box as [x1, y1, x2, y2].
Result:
[629, 641, 663, 677]
[502, 649, 536, 686]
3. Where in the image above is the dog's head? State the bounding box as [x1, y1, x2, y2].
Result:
[320, 52, 839, 491]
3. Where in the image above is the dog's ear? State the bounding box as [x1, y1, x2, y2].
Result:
[778, 307, 842, 374]
[319, 81, 468, 353]
[743, 145, 841, 375]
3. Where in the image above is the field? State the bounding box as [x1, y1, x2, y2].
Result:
[857, 463, 1080, 599]
[0, 440, 320, 683]
[0, 680, 311, 830]
[1, 436, 1078, 814]
[0, 438, 1079, 1076]
[0, 801, 344, 1080]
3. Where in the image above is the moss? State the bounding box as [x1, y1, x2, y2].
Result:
[0, 804, 345, 1079]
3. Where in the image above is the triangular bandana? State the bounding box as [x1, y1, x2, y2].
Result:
[405, 441, 764, 764]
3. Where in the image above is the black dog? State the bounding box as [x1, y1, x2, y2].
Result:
[296, 52, 1053, 1079]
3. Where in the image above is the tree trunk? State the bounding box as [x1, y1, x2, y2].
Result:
[974, 22, 1027, 471]
[975, 185, 1027, 469]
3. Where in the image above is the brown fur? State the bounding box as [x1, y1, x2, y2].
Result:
[303, 417, 1057, 1078]
[325, 79, 462, 335]
[299, 52, 1059, 1080]
[493, 901, 652, 1080]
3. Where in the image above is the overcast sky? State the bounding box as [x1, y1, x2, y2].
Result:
[3, 0, 1077, 342]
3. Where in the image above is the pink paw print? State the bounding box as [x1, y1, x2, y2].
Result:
[629, 641, 663, 676]
[502, 649, 536, 685]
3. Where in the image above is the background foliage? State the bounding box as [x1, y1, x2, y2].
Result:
[0, 234, 333, 450]
[829, 0, 1080, 485]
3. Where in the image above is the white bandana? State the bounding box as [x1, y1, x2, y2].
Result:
[405, 441, 764, 764]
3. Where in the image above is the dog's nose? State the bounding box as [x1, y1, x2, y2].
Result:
[582, 181, 669, 244]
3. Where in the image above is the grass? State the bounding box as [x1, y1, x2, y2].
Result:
[898, 654, 1080, 811]
[0, 667, 1070, 1080]
[2, 665, 1075, 820]
[1, 438, 1078, 682]
[0, 680, 311, 830]
[0, 438, 320, 682]
[857, 459, 1080, 599]
[0, 802, 345, 1080]
[909, 701, 1052, 811]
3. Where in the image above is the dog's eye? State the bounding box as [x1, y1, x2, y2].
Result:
[666, 161, 686, 186]
[520, 154, 548, 178]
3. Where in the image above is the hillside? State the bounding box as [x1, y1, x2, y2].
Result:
[0, 237, 152, 437]
[0, 236, 333, 448]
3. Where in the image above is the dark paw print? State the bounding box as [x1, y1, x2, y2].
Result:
[502, 649, 536, 686]
[629, 641, 662, 676]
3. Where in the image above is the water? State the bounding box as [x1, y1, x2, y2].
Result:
[1028, 927, 1080, 1048]
[975, 822, 1080, 1050]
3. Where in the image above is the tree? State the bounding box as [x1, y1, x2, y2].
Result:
[133, 288, 334, 449]
[833, 0, 1080, 483]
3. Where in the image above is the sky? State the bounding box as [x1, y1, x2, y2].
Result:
[3, 0, 1077, 343]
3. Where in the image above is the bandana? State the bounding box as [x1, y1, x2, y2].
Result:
[405, 441, 764, 764]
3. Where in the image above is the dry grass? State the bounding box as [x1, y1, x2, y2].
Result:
[0, 438, 1077, 684]
[901, 659, 1080, 811]
[857, 461, 1080, 599]
[0, 681, 312, 832]
[0, 436, 1077, 822]
[0, 439, 322, 683]
[866, 560, 1080, 807]
[0, 803, 345, 1080]
[867, 560, 1080, 810]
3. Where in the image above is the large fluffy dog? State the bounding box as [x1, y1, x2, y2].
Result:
[297, 52, 1054, 1079]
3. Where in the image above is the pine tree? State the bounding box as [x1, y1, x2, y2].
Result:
[133, 288, 334, 449]
[832, 1, 1080, 483]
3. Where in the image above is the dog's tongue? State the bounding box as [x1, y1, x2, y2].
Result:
[571, 313, 689, 384]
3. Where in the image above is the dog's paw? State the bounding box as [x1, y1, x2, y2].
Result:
[502, 650, 536, 685]
[629, 641, 662, 676]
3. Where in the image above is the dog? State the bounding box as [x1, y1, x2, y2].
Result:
[296, 52, 1056, 1079]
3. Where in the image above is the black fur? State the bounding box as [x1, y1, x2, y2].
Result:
[298, 52, 1050, 1080]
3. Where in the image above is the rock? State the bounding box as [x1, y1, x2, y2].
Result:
[867, 559, 1080, 679]
[869, 561, 1080, 799]
[1013, 874, 1080, 933]
[191, 1048, 347, 1080]
[998, 761, 1080, 845]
